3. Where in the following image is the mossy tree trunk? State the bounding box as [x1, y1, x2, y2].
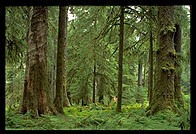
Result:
[21, 6, 56, 117]
[54, 6, 68, 113]
[174, 24, 184, 107]
[150, 6, 176, 114]
[116, 6, 124, 112]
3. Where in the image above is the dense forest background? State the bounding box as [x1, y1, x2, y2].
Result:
[5, 5, 190, 130]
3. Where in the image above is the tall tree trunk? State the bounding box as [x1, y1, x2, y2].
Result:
[21, 6, 56, 117]
[150, 6, 176, 114]
[116, 6, 124, 112]
[93, 19, 97, 104]
[148, 9, 153, 108]
[174, 24, 184, 107]
[63, 6, 71, 107]
[54, 6, 67, 113]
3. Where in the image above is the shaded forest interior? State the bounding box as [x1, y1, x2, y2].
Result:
[5, 6, 190, 130]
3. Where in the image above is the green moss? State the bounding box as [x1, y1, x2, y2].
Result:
[161, 66, 175, 72]
[161, 62, 175, 72]
[160, 25, 176, 35]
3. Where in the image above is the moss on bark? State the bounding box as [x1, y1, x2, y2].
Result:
[150, 6, 176, 115]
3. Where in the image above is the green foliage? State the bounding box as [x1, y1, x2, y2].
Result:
[6, 64, 25, 110]
[6, 111, 57, 130]
[6, 6, 29, 64]
[6, 103, 190, 130]
[122, 86, 147, 105]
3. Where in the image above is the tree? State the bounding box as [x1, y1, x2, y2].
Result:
[148, 7, 153, 108]
[97, 75, 104, 104]
[136, 60, 143, 103]
[93, 18, 97, 104]
[138, 61, 143, 87]
[116, 6, 124, 112]
[174, 24, 184, 107]
[54, 6, 69, 113]
[149, 6, 176, 114]
[63, 7, 71, 107]
[21, 6, 56, 117]
[47, 7, 58, 101]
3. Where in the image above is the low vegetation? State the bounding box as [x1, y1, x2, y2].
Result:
[6, 100, 190, 130]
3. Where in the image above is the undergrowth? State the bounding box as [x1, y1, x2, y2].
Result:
[6, 103, 190, 130]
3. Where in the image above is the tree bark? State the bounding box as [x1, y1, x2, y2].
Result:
[116, 6, 124, 112]
[174, 24, 184, 107]
[21, 6, 56, 117]
[150, 6, 176, 114]
[63, 6, 71, 107]
[54, 6, 68, 113]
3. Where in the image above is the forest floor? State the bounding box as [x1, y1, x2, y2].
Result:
[5, 103, 190, 130]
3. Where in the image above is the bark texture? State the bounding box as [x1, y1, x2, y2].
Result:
[21, 6, 56, 117]
[150, 6, 176, 114]
[174, 24, 184, 107]
[116, 6, 124, 112]
[63, 7, 71, 107]
[54, 6, 68, 113]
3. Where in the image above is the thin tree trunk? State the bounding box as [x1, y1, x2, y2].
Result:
[138, 61, 143, 86]
[150, 6, 176, 114]
[116, 6, 124, 112]
[93, 19, 97, 104]
[136, 61, 143, 103]
[93, 64, 96, 103]
[143, 63, 146, 87]
[54, 6, 67, 113]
